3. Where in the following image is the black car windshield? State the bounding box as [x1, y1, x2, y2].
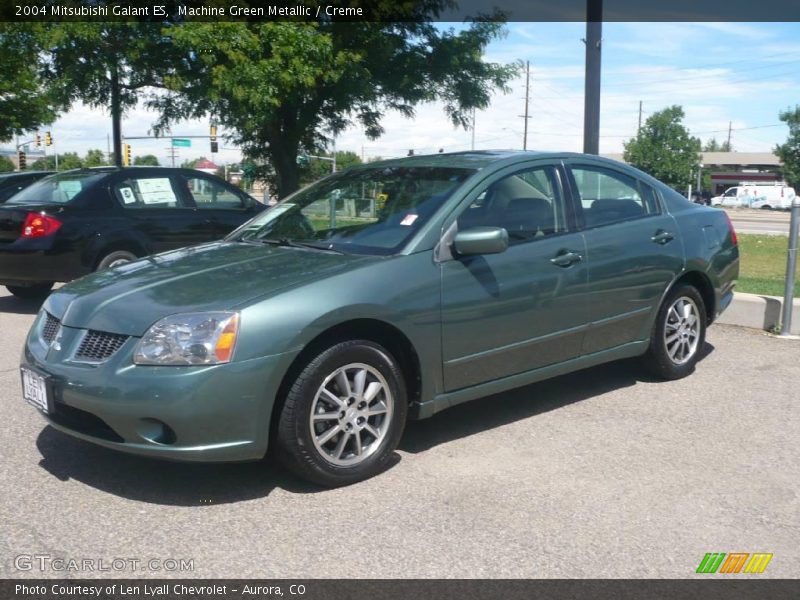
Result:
[229, 166, 475, 255]
[6, 171, 108, 205]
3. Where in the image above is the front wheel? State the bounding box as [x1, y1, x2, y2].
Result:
[642, 284, 706, 380]
[274, 340, 407, 487]
[6, 282, 54, 300]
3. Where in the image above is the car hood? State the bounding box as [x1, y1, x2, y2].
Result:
[45, 241, 378, 336]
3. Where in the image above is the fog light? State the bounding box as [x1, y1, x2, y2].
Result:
[136, 418, 177, 445]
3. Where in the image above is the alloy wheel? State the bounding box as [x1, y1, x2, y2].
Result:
[309, 363, 394, 466]
[663, 296, 701, 366]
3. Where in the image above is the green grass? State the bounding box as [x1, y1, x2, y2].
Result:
[737, 234, 799, 297]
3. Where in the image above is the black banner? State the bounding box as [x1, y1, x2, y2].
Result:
[3, 0, 800, 23]
[3, 579, 800, 600]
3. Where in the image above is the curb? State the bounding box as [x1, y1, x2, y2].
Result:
[717, 292, 800, 335]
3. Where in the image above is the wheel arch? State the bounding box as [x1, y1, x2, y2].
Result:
[670, 270, 715, 325]
[269, 318, 422, 443]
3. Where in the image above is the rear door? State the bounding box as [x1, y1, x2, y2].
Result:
[110, 173, 210, 252]
[177, 173, 261, 238]
[564, 161, 684, 354]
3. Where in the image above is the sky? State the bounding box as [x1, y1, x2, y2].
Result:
[5, 21, 800, 166]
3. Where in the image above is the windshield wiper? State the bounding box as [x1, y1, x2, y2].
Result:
[260, 238, 346, 254]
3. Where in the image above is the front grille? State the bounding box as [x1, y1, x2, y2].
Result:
[41, 312, 60, 343]
[74, 330, 129, 362]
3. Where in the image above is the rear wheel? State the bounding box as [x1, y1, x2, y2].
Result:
[642, 284, 706, 380]
[96, 250, 137, 271]
[274, 340, 407, 487]
[6, 282, 54, 300]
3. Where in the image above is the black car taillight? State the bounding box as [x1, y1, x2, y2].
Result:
[21, 212, 62, 239]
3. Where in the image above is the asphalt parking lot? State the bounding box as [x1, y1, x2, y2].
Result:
[0, 287, 798, 579]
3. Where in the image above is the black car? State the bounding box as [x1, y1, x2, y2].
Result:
[0, 171, 55, 203]
[0, 167, 265, 298]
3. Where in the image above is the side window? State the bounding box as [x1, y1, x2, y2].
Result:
[114, 177, 182, 209]
[183, 176, 244, 209]
[570, 166, 655, 228]
[457, 166, 568, 245]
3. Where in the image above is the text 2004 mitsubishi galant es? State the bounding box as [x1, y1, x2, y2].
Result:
[21, 151, 738, 486]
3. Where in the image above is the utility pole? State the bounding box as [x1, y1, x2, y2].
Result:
[583, 0, 603, 155]
[110, 63, 122, 167]
[520, 60, 531, 151]
[726, 121, 733, 149]
[638, 101, 643, 134]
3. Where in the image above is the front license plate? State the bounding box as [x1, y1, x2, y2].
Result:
[21, 367, 51, 414]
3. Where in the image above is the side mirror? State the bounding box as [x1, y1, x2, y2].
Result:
[452, 226, 509, 257]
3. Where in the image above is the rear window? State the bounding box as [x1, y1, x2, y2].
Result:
[6, 171, 107, 205]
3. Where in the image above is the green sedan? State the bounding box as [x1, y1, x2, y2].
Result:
[21, 151, 739, 486]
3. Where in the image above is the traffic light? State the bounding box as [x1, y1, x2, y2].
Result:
[210, 124, 218, 152]
[123, 143, 131, 167]
[35, 133, 41, 148]
[210, 141, 218, 153]
[17, 150, 26, 170]
[407, 149, 414, 156]
[45, 131, 52, 146]
[209, 124, 217, 141]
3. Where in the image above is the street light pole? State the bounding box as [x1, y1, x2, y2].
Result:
[780, 194, 800, 336]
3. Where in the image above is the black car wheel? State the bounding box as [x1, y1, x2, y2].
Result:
[642, 283, 706, 380]
[6, 282, 54, 300]
[275, 340, 407, 487]
[96, 250, 138, 271]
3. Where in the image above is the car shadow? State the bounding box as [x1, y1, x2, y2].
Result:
[401, 344, 715, 454]
[34, 343, 715, 505]
[35, 427, 325, 506]
[0, 294, 45, 315]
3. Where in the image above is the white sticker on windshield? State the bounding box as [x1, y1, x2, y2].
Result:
[137, 178, 176, 204]
[400, 214, 418, 226]
[119, 187, 136, 204]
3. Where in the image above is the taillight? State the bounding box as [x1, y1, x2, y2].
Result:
[723, 212, 737, 246]
[21, 212, 62, 239]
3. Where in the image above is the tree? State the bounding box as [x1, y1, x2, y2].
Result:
[703, 137, 732, 152]
[180, 157, 208, 170]
[83, 149, 109, 167]
[0, 24, 60, 141]
[774, 106, 800, 189]
[0, 156, 15, 172]
[134, 154, 160, 166]
[150, 16, 516, 197]
[30, 152, 82, 171]
[623, 106, 701, 189]
[34, 23, 171, 165]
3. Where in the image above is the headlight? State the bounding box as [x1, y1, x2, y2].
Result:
[133, 312, 239, 366]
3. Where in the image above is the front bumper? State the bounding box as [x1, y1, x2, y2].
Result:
[22, 321, 297, 462]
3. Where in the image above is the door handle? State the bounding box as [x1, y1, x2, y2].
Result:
[550, 251, 583, 267]
[651, 230, 674, 245]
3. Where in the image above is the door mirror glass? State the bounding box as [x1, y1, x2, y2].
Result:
[453, 226, 509, 256]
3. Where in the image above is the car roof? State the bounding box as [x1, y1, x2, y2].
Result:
[0, 170, 55, 179]
[349, 150, 630, 171]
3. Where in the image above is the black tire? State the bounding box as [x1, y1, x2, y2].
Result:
[96, 250, 137, 271]
[642, 283, 707, 380]
[6, 282, 54, 300]
[274, 339, 408, 487]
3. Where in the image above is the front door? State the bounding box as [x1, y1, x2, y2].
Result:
[440, 162, 588, 392]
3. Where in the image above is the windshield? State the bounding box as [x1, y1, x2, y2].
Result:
[229, 166, 475, 255]
[6, 171, 108, 205]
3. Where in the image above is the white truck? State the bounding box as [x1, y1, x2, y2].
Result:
[711, 181, 796, 210]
